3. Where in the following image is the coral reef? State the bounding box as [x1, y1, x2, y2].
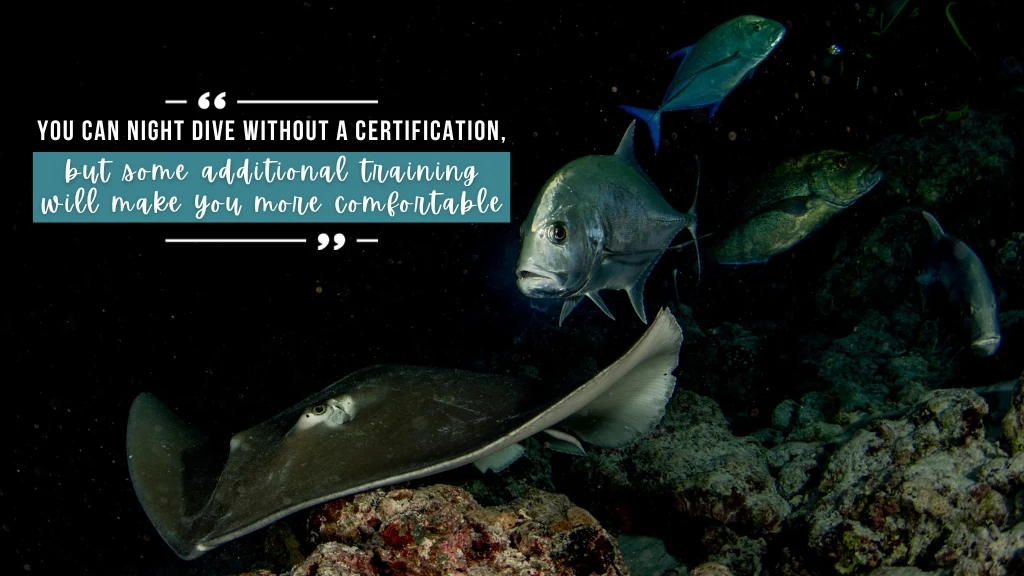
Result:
[803, 389, 1023, 575]
[236, 484, 627, 576]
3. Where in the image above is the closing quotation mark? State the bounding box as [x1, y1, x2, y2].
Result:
[198, 92, 227, 109]
[317, 233, 346, 250]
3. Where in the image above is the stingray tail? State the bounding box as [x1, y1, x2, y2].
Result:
[126, 393, 221, 560]
[618, 104, 662, 154]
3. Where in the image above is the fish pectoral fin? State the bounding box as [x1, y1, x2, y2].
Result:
[541, 428, 586, 456]
[668, 44, 693, 61]
[472, 442, 526, 474]
[916, 269, 936, 286]
[561, 308, 682, 448]
[558, 296, 583, 326]
[627, 254, 667, 325]
[587, 292, 616, 320]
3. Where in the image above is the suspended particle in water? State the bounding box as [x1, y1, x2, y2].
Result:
[611, 86, 618, 93]
[315, 286, 323, 294]
[728, 131, 738, 141]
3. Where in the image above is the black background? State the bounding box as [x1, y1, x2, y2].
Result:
[6, 1, 1020, 574]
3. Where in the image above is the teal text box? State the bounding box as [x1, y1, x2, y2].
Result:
[33, 152, 511, 223]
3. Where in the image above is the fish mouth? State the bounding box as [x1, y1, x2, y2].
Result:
[971, 335, 1001, 357]
[859, 165, 885, 190]
[516, 268, 567, 297]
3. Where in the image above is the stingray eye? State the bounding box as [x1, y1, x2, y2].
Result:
[311, 404, 327, 416]
[837, 157, 849, 169]
[754, 22, 762, 31]
[547, 221, 568, 245]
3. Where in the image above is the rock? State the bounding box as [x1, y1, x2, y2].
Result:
[767, 442, 827, 508]
[1002, 374, 1024, 454]
[272, 484, 626, 576]
[561, 391, 789, 576]
[616, 534, 680, 576]
[690, 562, 734, 576]
[807, 389, 1024, 575]
[771, 399, 798, 432]
[995, 232, 1023, 289]
[866, 568, 940, 576]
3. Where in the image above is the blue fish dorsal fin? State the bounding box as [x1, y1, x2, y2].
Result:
[921, 210, 946, 241]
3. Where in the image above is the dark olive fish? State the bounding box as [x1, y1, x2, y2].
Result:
[711, 150, 883, 265]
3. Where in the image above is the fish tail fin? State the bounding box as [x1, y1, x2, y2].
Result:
[688, 154, 702, 284]
[618, 104, 662, 154]
[561, 308, 682, 447]
[127, 393, 221, 560]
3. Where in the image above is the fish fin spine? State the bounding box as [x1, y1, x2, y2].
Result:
[921, 210, 945, 240]
[559, 295, 583, 326]
[587, 292, 616, 320]
[688, 154, 702, 284]
[618, 105, 662, 154]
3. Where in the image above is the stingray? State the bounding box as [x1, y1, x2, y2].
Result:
[126, 307, 684, 560]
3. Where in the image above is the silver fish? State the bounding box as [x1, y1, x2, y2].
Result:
[515, 121, 699, 326]
[127, 308, 684, 560]
[620, 15, 786, 154]
[917, 210, 1002, 357]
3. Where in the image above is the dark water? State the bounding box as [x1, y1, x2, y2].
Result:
[8, 1, 1022, 574]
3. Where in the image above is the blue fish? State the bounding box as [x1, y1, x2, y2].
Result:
[620, 15, 786, 154]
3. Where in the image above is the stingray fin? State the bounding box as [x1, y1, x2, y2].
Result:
[587, 292, 616, 320]
[541, 428, 587, 456]
[627, 253, 666, 325]
[559, 296, 583, 326]
[473, 442, 525, 473]
[126, 393, 221, 561]
[561, 308, 682, 447]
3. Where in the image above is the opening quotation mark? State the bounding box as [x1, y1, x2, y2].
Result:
[317, 233, 346, 250]
[198, 92, 227, 109]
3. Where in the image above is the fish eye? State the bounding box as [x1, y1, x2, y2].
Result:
[311, 404, 327, 416]
[837, 157, 849, 169]
[754, 23, 762, 31]
[548, 222, 568, 245]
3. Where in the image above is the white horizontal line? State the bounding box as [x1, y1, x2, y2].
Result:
[165, 238, 307, 243]
[356, 238, 378, 243]
[165, 100, 187, 104]
[235, 99, 379, 105]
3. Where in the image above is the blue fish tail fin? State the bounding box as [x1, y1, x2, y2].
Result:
[617, 105, 662, 154]
[687, 154, 702, 284]
[707, 100, 723, 120]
